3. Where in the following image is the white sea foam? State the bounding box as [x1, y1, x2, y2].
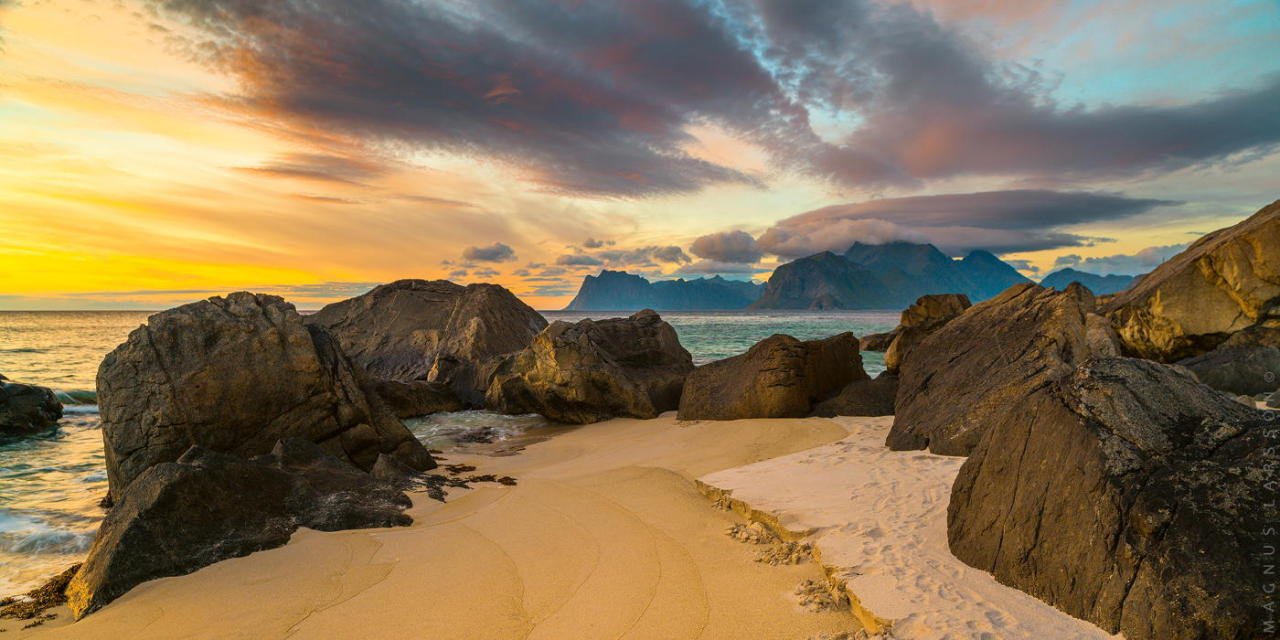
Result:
[405, 410, 549, 448]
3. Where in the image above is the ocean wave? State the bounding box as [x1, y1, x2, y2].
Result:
[406, 411, 548, 448]
[60, 404, 100, 416]
[0, 510, 93, 555]
[55, 390, 97, 405]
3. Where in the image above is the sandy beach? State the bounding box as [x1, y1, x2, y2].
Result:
[702, 416, 1119, 640]
[9, 415, 861, 639]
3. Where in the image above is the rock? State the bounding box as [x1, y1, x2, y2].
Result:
[97, 292, 434, 501]
[66, 440, 412, 618]
[948, 357, 1273, 639]
[1103, 200, 1280, 361]
[889, 283, 1118, 455]
[678, 333, 865, 420]
[487, 310, 693, 424]
[858, 331, 897, 352]
[308, 280, 547, 405]
[898, 293, 972, 330]
[1268, 388, 1280, 408]
[809, 371, 897, 417]
[368, 379, 464, 418]
[0, 374, 62, 436]
[1176, 325, 1280, 396]
[877, 294, 971, 372]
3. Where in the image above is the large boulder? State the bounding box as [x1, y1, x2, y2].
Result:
[883, 293, 971, 372]
[487, 310, 693, 424]
[678, 333, 865, 420]
[948, 357, 1273, 639]
[0, 373, 62, 436]
[1176, 325, 1280, 396]
[97, 292, 434, 502]
[308, 280, 547, 406]
[66, 440, 413, 618]
[1103, 200, 1280, 361]
[367, 379, 465, 419]
[809, 371, 897, 417]
[888, 283, 1120, 455]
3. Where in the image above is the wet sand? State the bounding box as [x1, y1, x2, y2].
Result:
[12, 414, 860, 639]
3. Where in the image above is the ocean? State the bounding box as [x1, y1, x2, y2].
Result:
[0, 308, 896, 594]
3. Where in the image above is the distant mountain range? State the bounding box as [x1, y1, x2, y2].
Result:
[1039, 268, 1136, 295]
[750, 242, 1030, 310]
[563, 270, 764, 311]
[563, 242, 1136, 312]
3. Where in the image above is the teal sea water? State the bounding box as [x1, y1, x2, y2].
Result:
[0, 309, 896, 594]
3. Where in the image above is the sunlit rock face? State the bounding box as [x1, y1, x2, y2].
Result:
[1104, 200, 1280, 361]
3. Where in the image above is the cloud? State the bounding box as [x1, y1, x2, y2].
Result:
[1002, 259, 1041, 275]
[155, 0, 1280, 196]
[157, 0, 768, 197]
[756, 190, 1168, 256]
[652, 246, 692, 264]
[462, 242, 517, 262]
[556, 254, 604, 266]
[757, 218, 929, 258]
[689, 230, 763, 264]
[597, 246, 691, 265]
[727, 1, 1280, 186]
[234, 153, 386, 185]
[1051, 243, 1189, 275]
[582, 238, 613, 249]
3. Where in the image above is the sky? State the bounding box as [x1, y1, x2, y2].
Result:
[1, 0, 1278, 310]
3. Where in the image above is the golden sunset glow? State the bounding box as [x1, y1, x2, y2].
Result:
[2, 0, 1278, 309]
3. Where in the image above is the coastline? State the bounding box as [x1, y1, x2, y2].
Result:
[9, 414, 862, 639]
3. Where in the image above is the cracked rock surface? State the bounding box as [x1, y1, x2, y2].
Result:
[487, 310, 693, 424]
[678, 332, 865, 420]
[948, 357, 1274, 640]
[889, 282, 1120, 455]
[307, 279, 547, 407]
[97, 292, 435, 501]
[1103, 199, 1280, 362]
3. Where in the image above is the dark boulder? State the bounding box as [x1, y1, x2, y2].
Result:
[888, 283, 1119, 455]
[0, 373, 62, 436]
[948, 357, 1274, 640]
[369, 379, 465, 419]
[66, 440, 413, 618]
[1103, 200, 1280, 361]
[809, 371, 897, 417]
[678, 333, 865, 420]
[1177, 325, 1280, 396]
[487, 310, 693, 424]
[308, 280, 547, 405]
[97, 292, 434, 501]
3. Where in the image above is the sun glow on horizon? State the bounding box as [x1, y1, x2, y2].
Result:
[2, 0, 1278, 310]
